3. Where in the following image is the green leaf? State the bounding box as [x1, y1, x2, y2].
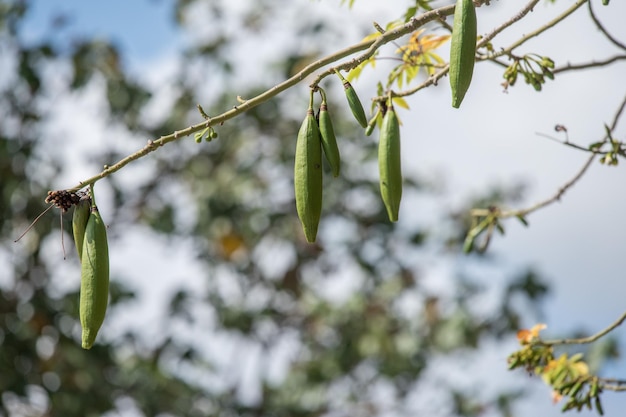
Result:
[515, 214, 529, 227]
[588, 141, 604, 151]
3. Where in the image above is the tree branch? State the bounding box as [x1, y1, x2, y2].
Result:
[66, 4, 460, 192]
[373, 0, 565, 100]
[535, 131, 606, 154]
[599, 378, 626, 392]
[470, 153, 595, 219]
[541, 311, 626, 346]
[471, 91, 626, 220]
[553, 55, 626, 74]
[476, 0, 541, 49]
[489, 0, 588, 60]
[588, 0, 626, 52]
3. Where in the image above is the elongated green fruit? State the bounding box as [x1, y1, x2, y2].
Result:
[294, 107, 323, 243]
[449, 0, 477, 108]
[378, 106, 402, 222]
[72, 196, 91, 261]
[364, 109, 380, 137]
[80, 205, 109, 349]
[318, 102, 341, 177]
[335, 71, 368, 128]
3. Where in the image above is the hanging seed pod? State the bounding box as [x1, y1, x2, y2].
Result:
[72, 196, 92, 261]
[378, 104, 402, 222]
[80, 190, 110, 349]
[364, 112, 378, 137]
[318, 89, 341, 177]
[335, 70, 368, 128]
[449, 0, 477, 108]
[294, 93, 323, 243]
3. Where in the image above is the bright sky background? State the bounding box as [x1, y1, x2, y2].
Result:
[20, 1, 626, 416]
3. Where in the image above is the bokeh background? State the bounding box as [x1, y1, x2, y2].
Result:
[2, 0, 626, 416]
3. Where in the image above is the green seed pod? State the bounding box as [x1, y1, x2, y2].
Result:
[318, 90, 341, 177]
[335, 70, 368, 128]
[568, 380, 584, 397]
[378, 106, 402, 222]
[80, 204, 110, 349]
[449, 0, 477, 108]
[594, 396, 604, 416]
[590, 377, 599, 398]
[364, 109, 380, 137]
[294, 106, 323, 243]
[72, 196, 91, 261]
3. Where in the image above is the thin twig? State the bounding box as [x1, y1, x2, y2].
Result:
[553, 55, 626, 74]
[515, 154, 595, 217]
[588, 0, 626, 52]
[14, 204, 55, 242]
[535, 132, 606, 154]
[601, 384, 626, 392]
[60, 210, 67, 260]
[476, 0, 541, 49]
[373, 0, 554, 100]
[488, 0, 588, 60]
[599, 377, 626, 391]
[610, 92, 626, 131]
[599, 377, 626, 385]
[471, 92, 626, 219]
[541, 311, 626, 346]
[471, 153, 595, 219]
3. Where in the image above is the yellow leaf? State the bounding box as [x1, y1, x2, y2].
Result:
[385, 19, 404, 31]
[431, 53, 445, 65]
[362, 31, 382, 43]
[419, 33, 451, 50]
[347, 56, 377, 82]
[530, 323, 547, 337]
[219, 232, 245, 259]
[397, 30, 451, 60]
[392, 97, 410, 110]
[572, 361, 589, 376]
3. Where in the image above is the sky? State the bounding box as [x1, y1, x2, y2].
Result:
[21, 0, 181, 62]
[19, 0, 626, 415]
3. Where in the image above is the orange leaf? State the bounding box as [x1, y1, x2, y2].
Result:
[517, 323, 547, 344]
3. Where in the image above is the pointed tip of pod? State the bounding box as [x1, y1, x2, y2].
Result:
[386, 209, 399, 223]
[81, 332, 96, 350]
[303, 228, 318, 243]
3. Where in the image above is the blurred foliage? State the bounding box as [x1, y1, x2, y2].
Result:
[2, 1, 615, 417]
[508, 325, 615, 415]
